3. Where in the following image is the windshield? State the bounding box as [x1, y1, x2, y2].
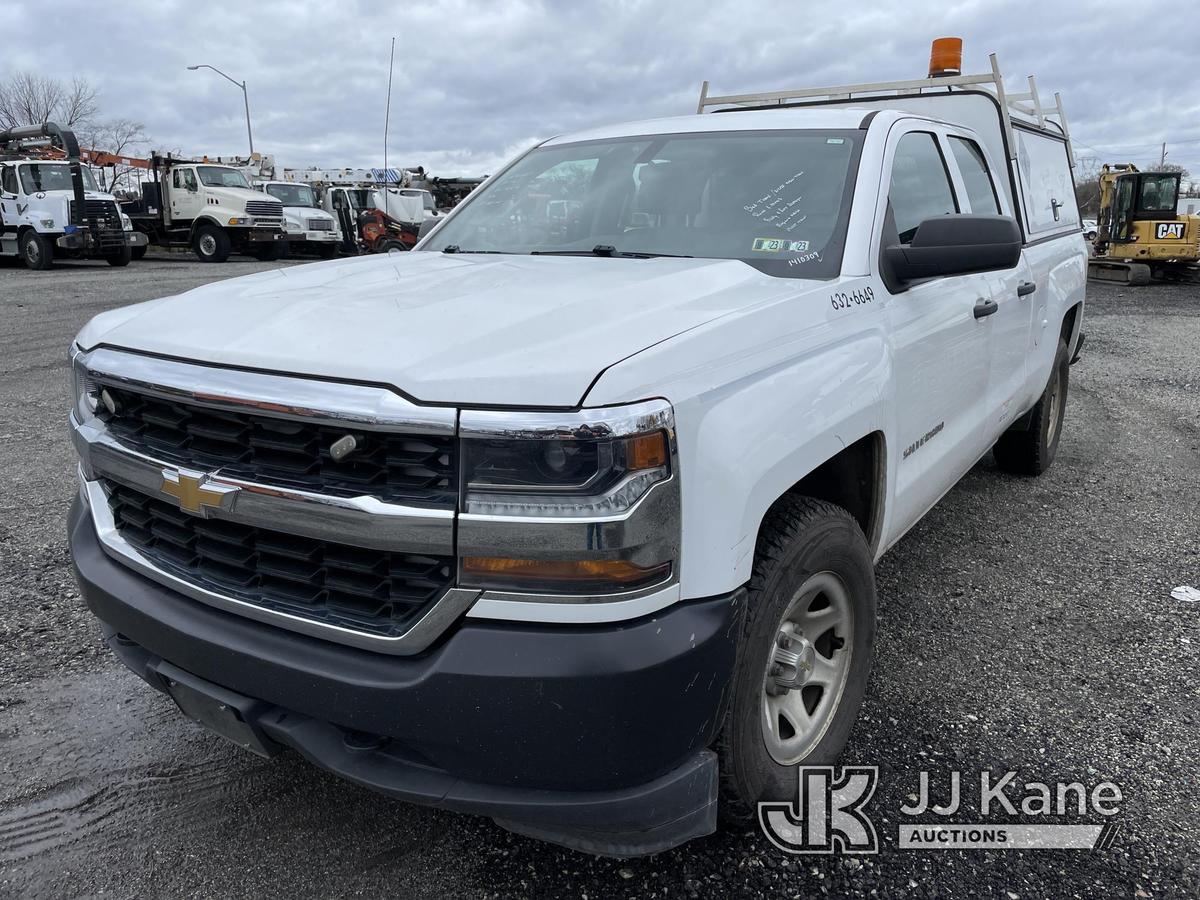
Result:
[347, 188, 373, 209]
[19, 163, 99, 194]
[402, 189, 436, 211]
[265, 183, 317, 206]
[198, 166, 252, 190]
[422, 129, 861, 278]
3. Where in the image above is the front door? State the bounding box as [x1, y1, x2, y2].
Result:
[882, 128, 995, 533]
[169, 167, 202, 224]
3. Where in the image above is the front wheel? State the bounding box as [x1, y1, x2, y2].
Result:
[993, 338, 1069, 476]
[130, 244, 148, 261]
[717, 495, 876, 818]
[105, 243, 132, 267]
[319, 243, 340, 259]
[20, 230, 54, 270]
[193, 224, 231, 263]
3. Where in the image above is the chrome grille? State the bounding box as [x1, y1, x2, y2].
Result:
[105, 481, 453, 637]
[96, 384, 457, 508]
[245, 200, 284, 217]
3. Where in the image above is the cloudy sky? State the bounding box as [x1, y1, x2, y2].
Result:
[6, 0, 1200, 180]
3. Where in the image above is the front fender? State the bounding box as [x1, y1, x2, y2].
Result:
[586, 304, 891, 599]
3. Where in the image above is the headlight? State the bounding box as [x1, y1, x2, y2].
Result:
[120, 213, 133, 231]
[457, 400, 678, 596]
[228, 217, 249, 225]
[68, 345, 100, 424]
[41, 219, 55, 228]
[460, 401, 673, 517]
[287, 222, 302, 232]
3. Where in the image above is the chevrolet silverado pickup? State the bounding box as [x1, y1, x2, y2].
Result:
[67, 49, 1086, 855]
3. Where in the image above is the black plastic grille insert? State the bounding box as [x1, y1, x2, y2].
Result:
[106, 481, 453, 637]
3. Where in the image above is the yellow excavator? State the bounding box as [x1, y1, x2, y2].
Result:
[1089, 164, 1200, 284]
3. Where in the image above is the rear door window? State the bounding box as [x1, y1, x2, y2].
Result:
[888, 132, 958, 243]
[949, 137, 1001, 215]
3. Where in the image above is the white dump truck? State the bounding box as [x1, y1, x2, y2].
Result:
[0, 123, 146, 269]
[121, 155, 287, 262]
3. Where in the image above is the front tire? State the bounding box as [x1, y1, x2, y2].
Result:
[252, 242, 282, 262]
[20, 230, 54, 270]
[993, 338, 1070, 476]
[193, 224, 231, 263]
[105, 243, 132, 267]
[131, 244, 147, 261]
[717, 495, 876, 818]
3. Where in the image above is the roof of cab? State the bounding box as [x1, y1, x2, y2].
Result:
[541, 107, 893, 145]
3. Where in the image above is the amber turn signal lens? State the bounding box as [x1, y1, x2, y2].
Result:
[624, 431, 668, 471]
[928, 36, 963, 77]
[462, 557, 671, 590]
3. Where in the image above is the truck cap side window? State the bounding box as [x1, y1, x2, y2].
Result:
[888, 132, 958, 243]
[422, 129, 863, 279]
[948, 136, 1001, 215]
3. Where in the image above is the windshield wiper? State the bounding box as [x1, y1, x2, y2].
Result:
[441, 245, 514, 254]
[530, 245, 693, 259]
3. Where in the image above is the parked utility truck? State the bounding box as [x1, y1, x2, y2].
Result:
[121, 155, 286, 262]
[253, 180, 341, 258]
[0, 123, 146, 270]
[68, 41, 1086, 857]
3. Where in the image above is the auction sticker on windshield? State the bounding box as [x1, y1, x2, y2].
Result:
[753, 238, 810, 253]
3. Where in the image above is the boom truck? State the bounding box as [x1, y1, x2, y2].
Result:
[1089, 163, 1200, 284]
[0, 123, 146, 270]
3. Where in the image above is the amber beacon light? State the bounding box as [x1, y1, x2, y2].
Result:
[928, 37, 963, 77]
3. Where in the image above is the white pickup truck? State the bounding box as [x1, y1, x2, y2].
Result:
[66, 49, 1085, 856]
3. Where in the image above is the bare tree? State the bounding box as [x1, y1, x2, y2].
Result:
[1148, 162, 1191, 180]
[0, 72, 98, 130]
[81, 118, 150, 194]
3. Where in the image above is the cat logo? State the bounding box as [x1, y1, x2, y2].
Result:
[1155, 222, 1186, 240]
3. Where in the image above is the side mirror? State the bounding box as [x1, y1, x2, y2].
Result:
[884, 214, 1021, 283]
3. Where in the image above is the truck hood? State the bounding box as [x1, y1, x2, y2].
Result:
[208, 186, 272, 208]
[76, 251, 804, 406]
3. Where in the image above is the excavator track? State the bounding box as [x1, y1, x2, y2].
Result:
[1088, 258, 1200, 286]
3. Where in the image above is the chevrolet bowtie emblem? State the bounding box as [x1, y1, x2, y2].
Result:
[160, 468, 239, 517]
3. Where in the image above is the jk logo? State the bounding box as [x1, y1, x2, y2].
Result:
[759, 766, 879, 854]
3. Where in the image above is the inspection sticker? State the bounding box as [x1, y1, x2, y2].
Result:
[753, 238, 810, 253]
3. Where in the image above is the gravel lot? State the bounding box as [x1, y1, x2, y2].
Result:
[1, 253, 1197, 899]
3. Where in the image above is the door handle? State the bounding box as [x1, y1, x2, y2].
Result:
[973, 299, 999, 319]
[1017, 281, 1037, 297]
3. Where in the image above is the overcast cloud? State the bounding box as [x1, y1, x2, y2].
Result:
[6, 0, 1200, 178]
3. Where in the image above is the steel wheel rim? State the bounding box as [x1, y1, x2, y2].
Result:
[25, 239, 40, 264]
[199, 234, 217, 257]
[761, 570, 854, 765]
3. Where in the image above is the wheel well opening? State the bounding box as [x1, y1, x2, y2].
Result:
[776, 433, 883, 549]
[1060, 302, 1082, 346]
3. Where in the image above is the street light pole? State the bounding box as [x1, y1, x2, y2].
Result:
[187, 64, 254, 156]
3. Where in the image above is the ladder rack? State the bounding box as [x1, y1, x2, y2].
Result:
[697, 53, 1074, 167]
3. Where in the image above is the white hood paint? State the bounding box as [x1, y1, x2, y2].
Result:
[76, 252, 808, 406]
